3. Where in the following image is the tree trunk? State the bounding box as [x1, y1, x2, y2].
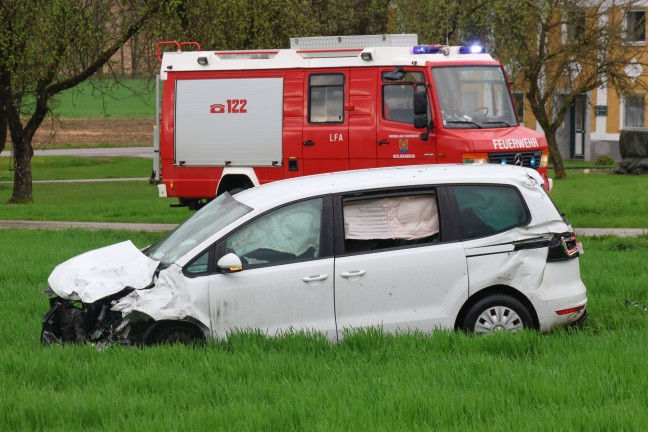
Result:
[0, 116, 6, 155]
[8, 135, 34, 204]
[545, 130, 566, 180]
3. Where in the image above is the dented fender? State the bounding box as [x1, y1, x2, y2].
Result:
[112, 265, 211, 332]
[462, 222, 572, 297]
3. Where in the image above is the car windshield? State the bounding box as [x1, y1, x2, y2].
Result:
[432, 66, 518, 129]
[146, 193, 253, 265]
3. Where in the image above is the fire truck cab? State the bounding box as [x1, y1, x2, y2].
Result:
[153, 34, 549, 209]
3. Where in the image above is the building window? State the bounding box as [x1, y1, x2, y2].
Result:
[624, 95, 645, 128]
[513, 92, 524, 122]
[626, 10, 646, 43]
[565, 9, 586, 43]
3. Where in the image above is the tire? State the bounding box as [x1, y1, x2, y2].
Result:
[461, 294, 534, 334]
[144, 322, 204, 345]
[228, 187, 245, 195]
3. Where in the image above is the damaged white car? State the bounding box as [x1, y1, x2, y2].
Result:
[41, 164, 587, 346]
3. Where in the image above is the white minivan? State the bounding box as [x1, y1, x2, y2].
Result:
[42, 164, 587, 345]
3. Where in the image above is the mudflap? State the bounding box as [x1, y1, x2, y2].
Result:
[41, 300, 64, 345]
[570, 308, 588, 328]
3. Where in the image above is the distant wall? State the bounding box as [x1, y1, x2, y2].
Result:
[587, 139, 621, 162]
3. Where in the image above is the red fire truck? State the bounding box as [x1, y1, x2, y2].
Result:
[153, 34, 549, 209]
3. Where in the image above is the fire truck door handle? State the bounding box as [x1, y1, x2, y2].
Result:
[304, 140, 315, 146]
[378, 140, 389, 145]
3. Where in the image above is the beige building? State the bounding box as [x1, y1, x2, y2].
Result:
[515, 4, 648, 162]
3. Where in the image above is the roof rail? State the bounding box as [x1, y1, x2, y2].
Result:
[157, 41, 202, 62]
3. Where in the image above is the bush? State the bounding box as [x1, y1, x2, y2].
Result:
[595, 155, 616, 166]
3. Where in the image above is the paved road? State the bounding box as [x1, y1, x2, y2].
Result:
[0, 147, 153, 158]
[0, 177, 149, 185]
[0, 219, 645, 236]
[0, 220, 176, 232]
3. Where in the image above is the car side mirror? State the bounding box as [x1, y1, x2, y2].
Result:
[217, 253, 243, 273]
[413, 90, 428, 115]
[414, 115, 428, 129]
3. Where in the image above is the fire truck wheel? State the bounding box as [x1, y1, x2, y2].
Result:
[229, 187, 245, 195]
[229, 183, 252, 195]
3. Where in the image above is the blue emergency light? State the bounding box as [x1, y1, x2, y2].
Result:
[459, 45, 486, 54]
[412, 45, 441, 54]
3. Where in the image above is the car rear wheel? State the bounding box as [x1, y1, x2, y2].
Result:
[462, 294, 534, 334]
[144, 322, 204, 345]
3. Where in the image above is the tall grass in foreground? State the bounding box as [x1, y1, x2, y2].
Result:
[0, 230, 647, 430]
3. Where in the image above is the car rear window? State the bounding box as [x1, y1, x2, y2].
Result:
[450, 185, 529, 239]
[342, 193, 440, 253]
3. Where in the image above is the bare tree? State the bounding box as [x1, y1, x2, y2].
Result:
[0, 0, 161, 203]
[483, 0, 647, 178]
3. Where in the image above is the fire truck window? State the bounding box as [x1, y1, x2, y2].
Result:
[381, 71, 424, 83]
[225, 198, 323, 269]
[343, 194, 439, 253]
[309, 74, 344, 124]
[383, 85, 426, 124]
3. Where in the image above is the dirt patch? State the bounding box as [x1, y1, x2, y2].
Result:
[32, 117, 153, 148]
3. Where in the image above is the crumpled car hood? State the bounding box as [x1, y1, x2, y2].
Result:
[48, 241, 160, 304]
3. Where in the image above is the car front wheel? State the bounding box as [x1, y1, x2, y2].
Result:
[461, 294, 534, 334]
[144, 322, 204, 345]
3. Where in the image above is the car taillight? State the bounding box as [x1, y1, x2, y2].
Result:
[547, 232, 580, 261]
[556, 305, 585, 315]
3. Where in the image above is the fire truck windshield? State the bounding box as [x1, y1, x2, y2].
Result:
[432, 66, 518, 129]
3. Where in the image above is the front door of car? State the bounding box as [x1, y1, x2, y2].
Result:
[206, 197, 337, 339]
[332, 191, 468, 338]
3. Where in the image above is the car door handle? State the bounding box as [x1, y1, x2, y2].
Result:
[302, 274, 328, 282]
[340, 270, 366, 278]
[378, 140, 389, 145]
[304, 140, 315, 146]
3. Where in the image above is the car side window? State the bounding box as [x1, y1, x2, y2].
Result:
[451, 185, 530, 239]
[184, 250, 210, 276]
[342, 193, 439, 253]
[225, 198, 323, 269]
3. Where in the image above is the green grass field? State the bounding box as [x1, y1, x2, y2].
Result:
[1, 157, 647, 228]
[51, 79, 155, 118]
[549, 169, 648, 227]
[0, 230, 646, 430]
[0, 78, 646, 430]
[0, 180, 187, 224]
[1, 157, 151, 181]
